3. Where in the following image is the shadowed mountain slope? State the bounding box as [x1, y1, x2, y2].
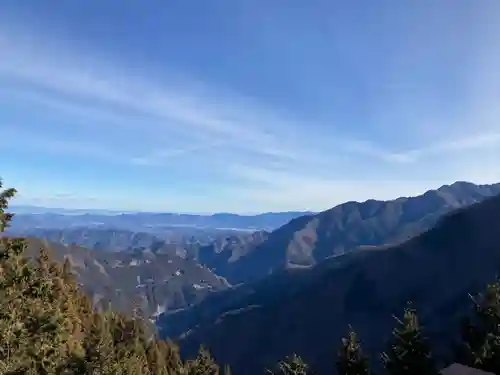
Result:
[202, 181, 500, 284]
[198, 230, 270, 274]
[159, 191, 500, 375]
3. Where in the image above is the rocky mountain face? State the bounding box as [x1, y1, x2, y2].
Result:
[159, 191, 500, 375]
[7, 226, 247, 257]
[12, 227, 165, 252]
[21, 237, 229, 320]
[198, 181, 500, 285]
[198, 230, 270, 275]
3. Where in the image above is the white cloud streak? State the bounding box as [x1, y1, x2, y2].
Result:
[0, 32, 299, 155]
[1, 20, 500, 212]
[5, 27, 497, 168]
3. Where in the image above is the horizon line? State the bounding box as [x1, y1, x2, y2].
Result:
[10, 179, 498, 216]
[9, 204, 314, 217]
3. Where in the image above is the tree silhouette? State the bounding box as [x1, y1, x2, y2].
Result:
[458, 281, 500, 373]
[381, 304, 437, 375]
[337, 325, 369, 375]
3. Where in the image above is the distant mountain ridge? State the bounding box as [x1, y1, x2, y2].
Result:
[9, 207, 311, 232]
[7, 226, 228, 258]
[198, 181, 500, 284]
[8, 227, 165, 253]
[160, 190, 500, 375]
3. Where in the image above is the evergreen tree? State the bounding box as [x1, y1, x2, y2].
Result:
[0, 180, 176, 375]
[81, 311, 119, 375]
[186, 346, 220, 375]
[337, 326, 369, 375]
[0, 182, 75, 375]
[458, 281, 500, 373]
[157, 339, 184, 375]
[147, 340, 171, 375]
[269, 354, 308, 375]
[0, 235, 33, 374]
[381, 304, 437, 375]
[0, 179, 15, 232]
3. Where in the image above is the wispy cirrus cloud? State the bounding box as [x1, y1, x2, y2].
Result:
[0, 30, 318, 168]
[345, 132, 500, 165]
[1, 13, 500, 213]
[8, 24, 496, 170]
[393, 133, 500, 163]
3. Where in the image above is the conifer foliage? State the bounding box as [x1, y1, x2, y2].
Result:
[336, 326, 369, 375]
[185, 346, 220, 375]
[459, 281, 500, 374]
[0, 180, 72, 374]
[0, 180, 218, 375]
[381, 305, 437, 375]
[268, 354, 308, 375]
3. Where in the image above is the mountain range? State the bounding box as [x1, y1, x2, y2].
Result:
[9, 208, 310, 232]
[9, 180, 500, 375]
[158, 186, 500, 375]
[195, 181, 500, 284]
[20, 237, 230, 320]
[8, 227, 218, 257]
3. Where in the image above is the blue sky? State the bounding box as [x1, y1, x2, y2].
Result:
[1, 1, 500, 213]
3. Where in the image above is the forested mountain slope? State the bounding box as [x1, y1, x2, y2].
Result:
[202, 181, 500, 284]
[160, 191, 500, 375]
[18, 236, 230, 319]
